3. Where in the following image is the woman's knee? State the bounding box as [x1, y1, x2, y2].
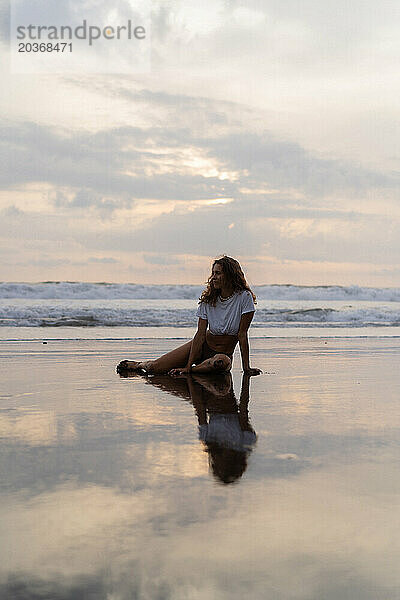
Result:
[211, 354, 232, 372]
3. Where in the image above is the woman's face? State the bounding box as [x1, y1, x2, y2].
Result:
[211, 263, 225, 289]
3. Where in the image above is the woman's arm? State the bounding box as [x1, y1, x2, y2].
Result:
[237, 312, 262, 375]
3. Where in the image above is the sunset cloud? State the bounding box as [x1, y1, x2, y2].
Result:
[0, 0, 399, 284]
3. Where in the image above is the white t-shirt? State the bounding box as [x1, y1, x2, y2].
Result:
[196, 290, 255, 335]
[199, 414, 257, 451]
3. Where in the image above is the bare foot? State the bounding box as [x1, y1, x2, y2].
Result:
[117, 360, 143, 373]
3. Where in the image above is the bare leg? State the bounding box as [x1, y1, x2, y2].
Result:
[170, 354, 232, 375]
[192, 353, 232, 373]
[117, 346, 231, 375]
[117, 340, 192, 373]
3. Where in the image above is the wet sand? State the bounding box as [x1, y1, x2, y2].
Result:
[1, 337, 400, 599]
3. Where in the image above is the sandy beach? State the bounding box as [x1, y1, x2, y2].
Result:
[1, 336, 400, 599]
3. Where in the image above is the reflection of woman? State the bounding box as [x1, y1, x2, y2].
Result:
[117, 256, 261, 376]
[120, 370, 257, 485]
[190, 373, 257, 484]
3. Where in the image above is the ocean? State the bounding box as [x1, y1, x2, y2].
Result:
[1, 282, 400, 340]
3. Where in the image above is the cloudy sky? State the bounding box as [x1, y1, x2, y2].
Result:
[0, 0, 399, 285]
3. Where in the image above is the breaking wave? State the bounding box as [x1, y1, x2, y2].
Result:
[1, 301, 400, 328]
[1, 282, 400, 302]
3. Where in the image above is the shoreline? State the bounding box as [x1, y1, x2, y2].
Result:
[2, 325, 400, 342]
[2, 336, 400, 362]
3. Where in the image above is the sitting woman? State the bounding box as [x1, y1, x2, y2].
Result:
[117, 255, 261, 376]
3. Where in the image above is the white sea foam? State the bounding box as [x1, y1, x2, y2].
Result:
[0, 282, 203, 300]
[1, 299, 400, 328]
[2, 282, 400, 301]
[1, 283, 400, 329]
[255, 284, 400, 302]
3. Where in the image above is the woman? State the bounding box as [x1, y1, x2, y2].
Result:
[117, 256, 261, 376]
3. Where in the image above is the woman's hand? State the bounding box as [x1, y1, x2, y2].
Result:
[243, 367, 262, 376]
[169, 367, 191, 376]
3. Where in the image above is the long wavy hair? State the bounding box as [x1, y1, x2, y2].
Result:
[199, 256, 256, 306]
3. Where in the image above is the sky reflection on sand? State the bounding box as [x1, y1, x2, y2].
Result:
[0, 338, 400, 599]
